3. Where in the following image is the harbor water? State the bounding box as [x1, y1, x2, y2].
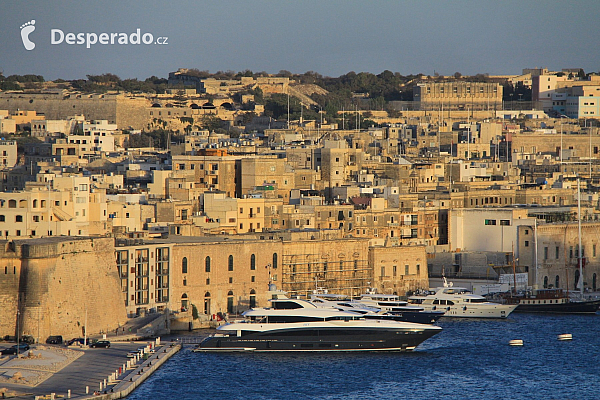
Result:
[127, 313, 600, 399]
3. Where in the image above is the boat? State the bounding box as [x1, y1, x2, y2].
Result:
[407, 278, 518, 318]
[195, 287, 442, 352]
[494, 288, 600, 314]
[499, 178, 600, 314]
[310, 292, 444, 324]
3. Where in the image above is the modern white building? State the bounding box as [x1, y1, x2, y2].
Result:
[450, 207, 535, 254]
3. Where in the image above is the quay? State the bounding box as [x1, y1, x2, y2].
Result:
[0, 338, 181, 400]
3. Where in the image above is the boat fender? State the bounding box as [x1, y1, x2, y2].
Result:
[446, 307, 450, 311]
[463, 306, 467, 311]
[432, 306, 436, 310]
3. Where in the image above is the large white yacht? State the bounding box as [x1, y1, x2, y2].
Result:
[408, 279, 517, 318]
[310, 291, 444, 324]
[196, 287, 442, 352]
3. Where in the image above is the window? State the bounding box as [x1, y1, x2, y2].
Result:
[205, 256, 211, 272]
[273, 253, 278, 269]
[0, 215, 4, 222]
[405, 265, 409, 275]
[484, 219, 496, 225]
[182, 257, 188, 274]
[544, 247, 548, 260]
[250, 254, 256, 270]
[500, 220, 510, 226]
[525, 241, 529, 247]
[15, 215, 23, 223]
[228, 255, 234, 271]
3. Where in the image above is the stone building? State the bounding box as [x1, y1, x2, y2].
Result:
[517, 221, 600, 292]
[413, 81, 503, 111]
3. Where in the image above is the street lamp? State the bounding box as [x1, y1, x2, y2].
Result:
[16, 310, 20, 358]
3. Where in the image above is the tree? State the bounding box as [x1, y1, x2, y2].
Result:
[454, 72, 462, 79]
[200, 116, 224, 132]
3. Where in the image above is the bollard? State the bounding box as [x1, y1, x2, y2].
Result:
[100, 382, 103, 392]
[104, 378, 107, 388]
[67, 389, 71, 399]
[86, 386, 89, 394]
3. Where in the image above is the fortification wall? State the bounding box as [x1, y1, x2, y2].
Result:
[0, 93, 151, 130]
[0, 243, 22, 337]
[0, 237, 127, 342]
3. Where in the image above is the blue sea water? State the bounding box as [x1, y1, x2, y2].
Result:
[127, 313, 600, 400]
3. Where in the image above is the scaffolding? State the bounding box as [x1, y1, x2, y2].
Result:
[281, 252, 372, 299]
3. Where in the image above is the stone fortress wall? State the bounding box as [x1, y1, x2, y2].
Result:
[0, 92, 151, 130]
[0, 237, 127, 342]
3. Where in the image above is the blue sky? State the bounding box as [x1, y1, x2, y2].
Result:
[1, 0, 599, 80]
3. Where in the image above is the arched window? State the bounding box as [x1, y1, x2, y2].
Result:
[555, 275, 560, 289]
[33, 200, 38, 208]
[0, 215, 4, 222]
[249, 289, 256, 308]
[227, 291, 234, 314]
[543, 276, 548, 288]
[272, 253, 278, 269]
[228, 255, 234, 271]
[8, 200, 16, 208]
[205, 256, 211, 272]
[204, 292, 211, 315]
[250, 254, 256, 270]
[181, 293, 188, 311]
[182, 257, 188, 274]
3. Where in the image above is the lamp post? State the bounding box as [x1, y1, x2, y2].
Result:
[16, 309, 20, 358]
[37, 302, 40, 345]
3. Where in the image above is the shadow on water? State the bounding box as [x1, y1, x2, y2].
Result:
[128, 313, 600, 400]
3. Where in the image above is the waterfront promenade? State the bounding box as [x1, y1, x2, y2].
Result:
[0, 339, 181, 399]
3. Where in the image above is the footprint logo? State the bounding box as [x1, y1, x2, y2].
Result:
[20, 20, 36, 51]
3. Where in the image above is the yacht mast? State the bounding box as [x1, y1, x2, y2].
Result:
[534, 217, 538, 290]
[577, 178, 583, 296]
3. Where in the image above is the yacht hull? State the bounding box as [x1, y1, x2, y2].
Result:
[196, 326, 441, 352]
[515, 299, 600, 313]
[365, 311, 445, 324]
[419, 304, 517, 318]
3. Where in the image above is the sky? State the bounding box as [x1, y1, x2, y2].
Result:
[1, 0, 600, 81]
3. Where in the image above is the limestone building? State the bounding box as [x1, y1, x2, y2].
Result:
[413, 81, 503, 111]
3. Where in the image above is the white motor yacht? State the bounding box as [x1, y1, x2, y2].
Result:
[408, 278, 517, 318]
[196, 287, 442, 352]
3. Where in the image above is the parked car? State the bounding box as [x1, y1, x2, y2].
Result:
[1, 343, 30, 355]
[90, 340, 111, 348]
[20, 335, 35, 344]
[66, 338, 90, 346]
[46, 335, 63, 345]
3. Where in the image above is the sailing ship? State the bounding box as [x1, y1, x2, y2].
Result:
[502, 179, 600, 313]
